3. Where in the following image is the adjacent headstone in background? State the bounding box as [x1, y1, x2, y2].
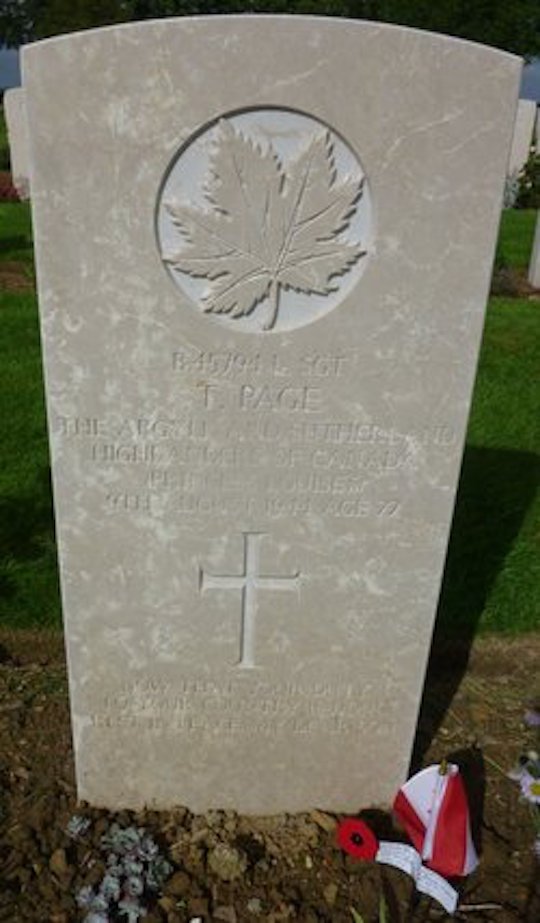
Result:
[4, 88, 30, 200]
[507, 99, 537, 175]
[22, 17, 521, 814]
[528, 212, 540, 288]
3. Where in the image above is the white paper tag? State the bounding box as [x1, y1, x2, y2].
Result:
[375, 841, 459, 915]
[417, 866, 458, 914]
[376, 841, 422, 878]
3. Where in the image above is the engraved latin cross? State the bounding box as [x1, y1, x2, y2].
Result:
[199, 532, 300, 669]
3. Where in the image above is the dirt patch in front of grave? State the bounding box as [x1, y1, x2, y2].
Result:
[0, 628, 539, 923]
[490, 266, 539, 299]
[0, 259, 35, 292]
[0, 171, 20, 202]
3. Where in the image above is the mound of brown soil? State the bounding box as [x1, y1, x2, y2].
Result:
[0, 630, 539, 922]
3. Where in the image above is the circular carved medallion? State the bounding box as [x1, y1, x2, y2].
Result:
[157, 108, 372, 333]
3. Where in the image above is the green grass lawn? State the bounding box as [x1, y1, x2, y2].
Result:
[0, 200, 34, 264]
[438, 297, 539, 636]
[0, 289, 60, 626]
[0, 204, 538, 633]
[496, 208, 537, 269]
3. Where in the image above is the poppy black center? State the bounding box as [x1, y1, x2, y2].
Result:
[351, 833, 363, 846]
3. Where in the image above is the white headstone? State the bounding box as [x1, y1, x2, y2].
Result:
[4, 87, 30, 200]
[507, 99, 537, 175]
[529, 212, 540, 288]
[22, 17, 521, 813]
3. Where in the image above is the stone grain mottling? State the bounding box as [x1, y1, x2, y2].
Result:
[22, 16, 520, 813]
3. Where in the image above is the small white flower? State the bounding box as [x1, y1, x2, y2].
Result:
[520, 769, 540, 804]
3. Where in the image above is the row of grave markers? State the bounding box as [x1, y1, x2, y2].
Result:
[6, 89, 539, 287]
[2, 16, 524, 812]
[5, 92, 540, 200]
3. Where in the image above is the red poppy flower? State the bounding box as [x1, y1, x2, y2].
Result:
[336, 818, 378, 860]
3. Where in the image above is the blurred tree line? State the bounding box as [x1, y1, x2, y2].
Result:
[1, 0, 539, 58]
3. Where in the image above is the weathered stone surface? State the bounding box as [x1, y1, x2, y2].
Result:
[22, 17, 520, 813]
[507, 99, 537, 175]
[4, 87, 30, 199]
[529, 211, 540, 289]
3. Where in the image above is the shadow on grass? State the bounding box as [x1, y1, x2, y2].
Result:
[0, 466, 60, 623]
[412, 444, 540, 768]
[0, 234, 33, 257]
[0, 467, 54, 562]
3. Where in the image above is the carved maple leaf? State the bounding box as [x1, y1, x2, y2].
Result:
[164, 119, 365, 330]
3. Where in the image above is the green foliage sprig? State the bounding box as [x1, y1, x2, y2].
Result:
[515, 142, 540, 210]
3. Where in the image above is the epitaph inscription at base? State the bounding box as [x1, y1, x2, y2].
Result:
[23, 17, 521, 812]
